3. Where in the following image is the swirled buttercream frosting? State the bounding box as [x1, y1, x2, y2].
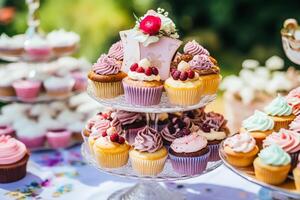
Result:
[183, 40, 209, 56]
[133, 126, 163, 153]
[264, 95, 292, 116]
[224, 132, 256, 153]
[0, 135, 27, 165]
[242, 110, 274, 131]
[108, 41, 124, 61]
[92, 54, 121, 75]
[259, 144, 291, 166]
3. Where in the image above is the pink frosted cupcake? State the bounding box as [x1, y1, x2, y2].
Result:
[123, 58, 163, 106]
[43, 76, 75, 97]
[17, 126, 46, 148]
[12, 80, 42, 101]
[169, 133, 210, 175]
[71, 71, 87, 91]
[0, 125, 15, 137]
[263, 128, 300, 168]
[24, 36, 52, 61]
[46, 129, 72, 149]
[286, 87, 300, 116]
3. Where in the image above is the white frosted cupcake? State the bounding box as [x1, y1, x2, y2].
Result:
[43, 76, 75, 97]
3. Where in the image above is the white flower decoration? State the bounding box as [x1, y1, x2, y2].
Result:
[265, 56, 284, 70]
[242, 59, 259, 69]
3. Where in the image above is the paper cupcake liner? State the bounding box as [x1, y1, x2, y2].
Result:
[18, 136, 46, 149]
[273, 119, 293, 132]
[169, 150, 210, 175]
[123, 82, 163, 106]
[164, 84, 203, 106]
[199, 74, 221, 95]
[130, 154, 167, 176]
[94, 149, 129, 168]
[14, 86, 41, 100]
[0, 154, 29, 183]
[47, 134, 71, 149]
[293, 169, 300, 191]
[290, 151, 300, 170]
[89, 80, 124, 99]
[125, 127, 144, 145]
[208, 143, 221, 161]
[0, 86, 15, 96]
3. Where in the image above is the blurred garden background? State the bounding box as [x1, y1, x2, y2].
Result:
[0, 0, 299, 75]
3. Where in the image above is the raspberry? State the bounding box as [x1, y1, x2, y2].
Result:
[102, 113, 109, 119]
[170, 67, 176, 74]
[172, 70, 181, 80]
[187, 70, 195, 79]
[110, 133, 119, 142]
[130, 63, 138, 71]
[136, 67, 145, 73]
[202, 124, 211, 133]
[152, 67, 159, 75]
[179, 71, 188, 81]
[145, 67, 152, 76]
[102, 132, 107, 137]
[118, 136, 125, 144]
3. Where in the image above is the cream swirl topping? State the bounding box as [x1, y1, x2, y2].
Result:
[133, 126, 163, 153]
[259, 144, 291, 166]
[289, 115, 300, 132]
[242, 110, 274, 131]
[183, 40, 209, 56]
[92, 54, 121, 75]
[128, 71, 161, 81]
[264, 95, 292, 116]
[197, 130, 226, 141]
[170, 133, 207, 153]
[0, 135, 27, 165]
[224, 132, 256, 153]
[108, 40, 123, 61]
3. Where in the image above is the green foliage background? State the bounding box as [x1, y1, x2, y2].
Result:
[1, 0, 300, 75]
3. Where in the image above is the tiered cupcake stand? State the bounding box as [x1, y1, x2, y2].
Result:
[0, 0, 81, 150]
[82, 89, 221, 200]
[218, 18, 300, 200]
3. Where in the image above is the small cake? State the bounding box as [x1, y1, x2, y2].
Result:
[71, 71, 87, 91]
[43, 76, 75, 97]
[264, 95, 295, 131]
[17, 125, 46, 148]
[46, 129, 72, 149]
[293, 155, 300, 191]
[169, 133, 210, 175]
[82, 113, 103, 141]
[130, 126, 167, 176]
[24, 36, 52, 61]
[198, 112, 230, 161]
[88, 119, 111, 154]
[253, 144, 291, 185]
[0, 34, 25, 56]
[0, 135, 30, 183]
[123, 58, 163, 106]
[263, 128, 300, 168]
[93, 132, 129, 168]
[223, 132, 259, 167]
[12, 80, 42, 101]
[186, 40, 221, 95]
[242, 110, 274, 148]
[0, 125, 15, 137]
[164, 61, 203, 106]
[88, 54, 126, 99]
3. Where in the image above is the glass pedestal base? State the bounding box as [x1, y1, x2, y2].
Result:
[258, 188, 299, 200]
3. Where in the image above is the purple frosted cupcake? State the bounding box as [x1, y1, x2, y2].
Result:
[169, 133, 210, 175]
[123, 58, 163, 106]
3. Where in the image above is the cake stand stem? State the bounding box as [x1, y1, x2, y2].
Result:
[108, 181, 184, 200]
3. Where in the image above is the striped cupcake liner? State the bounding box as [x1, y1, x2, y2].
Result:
[123, 81, 163, 106]
[89, 80, 124, 99]
[200, 74, 221, 95]
[94, 150, 129, 168]
[169, 149, 210, 175]
[164, 85, 203, 106]
[208, 143, 221, 162]
[130, 155, 167, 176]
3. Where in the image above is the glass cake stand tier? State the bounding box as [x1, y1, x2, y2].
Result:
[81, 143, 222, 200]
[219, 142, 300, 200]
[87, 89, 216, 113]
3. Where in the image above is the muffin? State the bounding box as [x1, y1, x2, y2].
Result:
[93, 132, 129, 168]
[223, 132, 259, 167]
[0, 125, 15, 137]
[130, 126, 167, 176]
[185, 40, 221, 95]
[165, 61, 203, 106]
[46, 129, 72, 149]
[198, 112, 230, 161]
[253, 144, 291, 185]
[263, 128, 300, 168]
[88, 54, 126, 99]
[0, 135, 30, 183]
[264, 95, 295, 131]
[293, 155, 300, 191]
[169, 133, 210, 175]
[12, 80, 42, 101]
[44, 76, 75, 97]
[123, 58, 163, 106]
[242, 110, 274, 148]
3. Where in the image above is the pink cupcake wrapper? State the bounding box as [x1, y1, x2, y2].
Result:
[123, 81, 163, 106]
[208, 143, 221, 162]
[14, 87, 41, 100]
[18, 136, 46, 149]
[169, 149, 210, 175]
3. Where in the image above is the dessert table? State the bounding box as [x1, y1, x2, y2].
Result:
[0, 145, 263, 200]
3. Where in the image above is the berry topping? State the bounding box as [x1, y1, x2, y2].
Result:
[182, 128, 191, 135]
[102, 113, 109, 119]
[172, 70, 181, 80]
[170, 67, 176, 74]
[145, 67, 152, 76]
[118, 136, 125, 144]
[136, 67, 145, 73]
[179, 71, 188, 81]
[102, 132, 108, 137]
[130, 63, 138, 71]
[152, 67, 159, 75]
[110, 133, 119, 142]
[202, 124, 211, 133]
[187, 70, 195, 79]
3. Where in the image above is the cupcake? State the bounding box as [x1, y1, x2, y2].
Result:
[263, 128, 300, 168]
[285, 87, 300, 116]
[88, 119, 111, 154]
[242, 110, 274, 148]
[253, 144, 291, 185]
[289, 115, 300, 133]
[0, 135, 30, 183]
[293, 155, 300, 191]
[169, 133, 210, 175]
[264, 95, 295, 131]
[123, 58, 163, 106]
[183, 108, 206, 127]
[71, 71, 87, 91]
[0, 125, 15, 137]
[88, 54, 126, 98]
[44, 76, 75, 97]
[93, 132, 129, 168]
[0, 77, 15, 97]
[223, 132, 259, 167]
[0, 34, 25, 56]
[165, 61, 203, 106]
[12, 80, 42, 101]
[24, 36, 52, 61]
[198, 112, 230, 161]
[17, 126, 46, 148]
[130, 126, 167, 176]
[46, 129, 72, 149]
[107, 40, 123, 61]
[185, 40, 221, 95]
[83, 113, 104, 142]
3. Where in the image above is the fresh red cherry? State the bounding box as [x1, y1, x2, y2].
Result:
[179, 71, 188, 81]
[102, 132, 107, 137]
[151, 67, 159, 75]
[130, 63, 138, 71]
[145, 67, 152, 76]
[136, 67, 145, 73]
[118, 136, 125, 144]
[187, 70, 195, 79]
[110, 133, 119, 142]
[172, 70, 181, 80]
